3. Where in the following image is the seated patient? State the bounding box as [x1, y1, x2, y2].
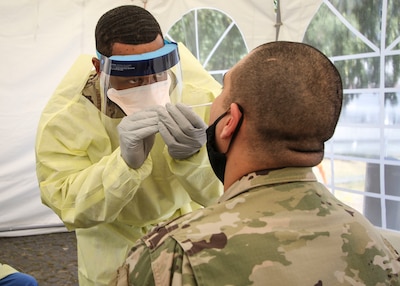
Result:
[117, 41, 400, 285]
[0, 263, 38, 286]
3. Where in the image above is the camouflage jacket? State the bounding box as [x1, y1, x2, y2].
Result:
[118, 167, 400, 286]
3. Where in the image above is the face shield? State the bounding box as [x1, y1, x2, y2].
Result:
[97, 40, 182, 118]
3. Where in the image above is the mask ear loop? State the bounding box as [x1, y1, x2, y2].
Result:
[224, 103, 244, 155]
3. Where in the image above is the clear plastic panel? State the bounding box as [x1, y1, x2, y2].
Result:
[384, 129, 400, 159]
[332, 126, 380, 158]
[339, 93, 381, 125]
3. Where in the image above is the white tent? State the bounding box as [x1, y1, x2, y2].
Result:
[1, 0, 399, 247]
[0, 0, 322, 236]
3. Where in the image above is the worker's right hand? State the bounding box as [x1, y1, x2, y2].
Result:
[118, 108, 159, 169]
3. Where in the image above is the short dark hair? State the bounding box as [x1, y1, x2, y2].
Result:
[95, 5, 163, 57]
[228, 41, 343, 163]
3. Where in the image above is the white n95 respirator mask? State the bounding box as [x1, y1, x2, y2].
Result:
[107, 75, 171, 115]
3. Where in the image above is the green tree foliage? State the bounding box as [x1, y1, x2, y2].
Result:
[303, 0, 399, 106]
[168, 9, 248, 83]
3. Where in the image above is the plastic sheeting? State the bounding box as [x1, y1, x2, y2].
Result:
[0, 0, 322, 236]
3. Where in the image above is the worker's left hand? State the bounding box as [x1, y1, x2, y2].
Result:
[157, 103, 207, 159]
[118, 108, 159, 169]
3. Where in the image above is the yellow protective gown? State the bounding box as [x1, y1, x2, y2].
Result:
[35, 43, 223, 286]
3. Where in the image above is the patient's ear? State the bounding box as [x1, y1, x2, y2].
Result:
[220, 103, 243, 139]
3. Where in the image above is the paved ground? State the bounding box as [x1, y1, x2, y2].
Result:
[0, 231, 78, 285]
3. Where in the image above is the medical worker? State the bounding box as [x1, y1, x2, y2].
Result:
[35, 5, 222, 286]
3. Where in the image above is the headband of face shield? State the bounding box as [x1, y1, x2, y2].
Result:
[97, 40, 182, 117]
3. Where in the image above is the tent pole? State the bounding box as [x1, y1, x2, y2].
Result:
[274, 0, 282, 41]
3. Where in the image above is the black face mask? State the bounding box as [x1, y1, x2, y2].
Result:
[206, 105, 244, 182]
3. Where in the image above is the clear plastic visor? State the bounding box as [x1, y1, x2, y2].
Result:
[98, 41, 182, 117]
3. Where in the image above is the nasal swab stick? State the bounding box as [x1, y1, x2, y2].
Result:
[188, 102, 213, 108]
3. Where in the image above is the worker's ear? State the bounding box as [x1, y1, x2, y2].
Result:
[92, 57, 101, 74]
[220, 103, 243, 139]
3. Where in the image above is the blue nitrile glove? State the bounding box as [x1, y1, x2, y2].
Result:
[118, 108, 159, 169]
[157, 103, 207, 159]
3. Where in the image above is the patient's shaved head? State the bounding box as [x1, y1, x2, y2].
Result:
[227, 41, 343, 166]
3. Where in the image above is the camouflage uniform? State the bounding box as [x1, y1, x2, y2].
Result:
[118, 167, 400, 286]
